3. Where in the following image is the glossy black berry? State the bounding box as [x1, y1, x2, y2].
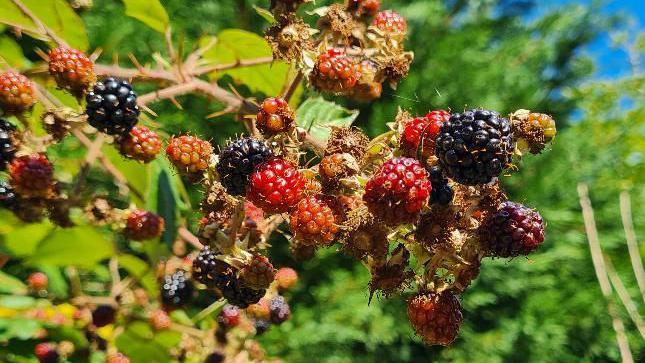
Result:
[192, 246, 236, 288]
[220, 278, 265, 309]
[269, 295, 291, 324]
[481, 201, 545, 257]
[161, 270, 193, 308]
[85, 77, 139, 135]
[0, 180, 17, 209]
[205, 352, 225, 363]
[0, 119, 17, 170]
[428, 166, 454, 205]
[435, 109, 513, 185]
[216, 137, 273, 196]
[253, 319, 271, 335]
[92, 305, 116, 327]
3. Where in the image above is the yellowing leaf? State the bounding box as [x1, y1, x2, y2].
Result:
[122, 0, 169, 33]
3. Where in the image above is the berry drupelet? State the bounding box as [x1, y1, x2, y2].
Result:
[435, 109, 513, 185]
[0, 71, 35, 115]
[34, 342, 59, 363]
[407, 291, 463, 346]
[480, 201, 545, 257]
[92, 305, 116, 327]
[428, 166, 454, 205]
[118, 125, 161, 163]
[85, 77, 139, 135]
[289, 196, 338, 245]
[247, 158, 306, 214]
[400, 110, 450, 159]
[269, 295, 291, 324]
[363, 157, 431, 225]
[372, 10, 407, 39]
[216, 137, 273, 196]
[256, 97, 295, 135]
[161, 270, 193, 309]
[239, 254, 276, 290]
[166, 135, 213, 181]
[48, 47, 96, 97]
[310, 49, 360, 94]
[8, 153, 55, 198]
[0, 180, 18, 209]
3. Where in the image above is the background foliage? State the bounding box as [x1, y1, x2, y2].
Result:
[0, 0, 643, 362]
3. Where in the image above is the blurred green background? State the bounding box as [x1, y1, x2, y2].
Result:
[0, 0, 643, 362]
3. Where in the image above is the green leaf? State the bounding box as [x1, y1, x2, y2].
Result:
[0, 0, 89, 50]
[253, 5, 276, 24]
[37, 265, 68, 299]
[3, 221, 54, 258]
[0, 296, 36, 309]
[118, 254, 157, 296]
[0, 318, 41, 341]
[0, 270, 27, 294]
[27, 226, 113, 267]
[103, 146, 147, 206]
[200, 30, 289, 96]
[115, 321, 178, 363]
[146, 157, 185, 247]
[0, 36, 27, 68]
[122, 0, 169, 33]
[296, 96, 359, 144]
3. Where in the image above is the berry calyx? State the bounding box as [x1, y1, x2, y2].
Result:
[247, 158, 305, 214]
[28, 272, 49, 291]
[9, 153, 55, 198]
[217, 304, 241, 328]
[0, 71, 35, 115]
[85, 77, 139, 135]
[161, 270, 193, 309]
[275, 267, 298, 291]
[166, 135, 213, 181]
[363, 157, 430, 225]
[289, 196, 338, 245]
[239, 254, 276, 290]
[124, 209, 165, 241]
[256, 97, 295, 135]
[216, 137, 273, 196]
[92, 305, 116, 327]
[34, 342, 59, 363]
[48, 47, 96, 97]
[0, 119, 18, 171]
[269, 295, 291, 324]
[149, 309, 171, 330]
[480, 201, 545, 257]
[310, 49, 360, 94]
[118, 125, 161, 163]
[407, 291, 463, 346]
[400, 110, 450, 159]
[435, 109, 513, 185]
[372, 10, 407, 39]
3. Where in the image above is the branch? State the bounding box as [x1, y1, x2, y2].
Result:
[620, 191, 645, 300]
[179, 227, 204, 250]
[94, 64, 175, 82]
[11, 0, 68, 48]
[578, 183, 634, 363]
[192, 56, 275, 75]
[604, 254, 645, 338]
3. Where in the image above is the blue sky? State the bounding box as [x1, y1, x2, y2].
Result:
[538, 0, 644, 79]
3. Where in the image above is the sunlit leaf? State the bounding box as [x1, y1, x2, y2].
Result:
[253, 5, 276, 24]
[296, 96, 359, 144]
[27, 226, 113, 267]
[0, 36, 27, 68]
[0, 270, 27, 295]
[118, 254, 157, 296]
[122, 0, 169, 34]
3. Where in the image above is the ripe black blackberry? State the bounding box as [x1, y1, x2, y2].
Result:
[92, 305, 116, 327]
[161, 270, 193, 309]
[220, 278, 265, 309]
[428, 166, 454, 205]
[216, 137, 273, 196]
[192, 246, 236, 288]
[435, 109, 513, 185]
[253, 319, 271, 335]
[481, 201, 545, 257]
[0, 180, 17, 209]
[269, 295, 291, 324]
[0, 119, 17, 170]
[85, 77, 139, 135]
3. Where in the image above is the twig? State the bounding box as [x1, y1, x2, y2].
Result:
[178, 227, 204, 250]
[604, 254, 645, 338]
[192, 299, 226, 323]
[11, 0, 68, 48]
[109, 257, 121, 297]
[282, 70, 303, 102]
[65, 266, 83, 297]
[94, 64, 175, 82]
[578, 183, 634, 363]
[193, 56, 275, 75]
[620, 191, 645, 300]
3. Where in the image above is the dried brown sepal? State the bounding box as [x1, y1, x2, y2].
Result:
[319, 153, 360, 191]
[200, 181, 237, 227]
[270, 0, 311, 14]
[85, 197, 116, 225]
[325, 126, 369, 161]
[41, 108, 86, 141]
[317, 4, 357, 40]
[339, 206, 388, 260]
[265, 15, 314, 62]
[13, 198, 46, 223]
[368, 244, 414, 301]
[47, 197, 75, 228]
[415, 206, 459, 251]
[289, 240, 317, 262]
[510, 109, 557, 155]
[378, 51, 413, 86]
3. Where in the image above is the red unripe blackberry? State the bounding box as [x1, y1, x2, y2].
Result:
[217, 137, 273, 196]
[0, 119, 18, 171]
[0, 71, 35, 115]
[372, 10, 407, 38]
[481, 201, 545, 257]
[48, 47, 96, 97]
[256, 97, 295, 135]
[400, 110, 450, 159]
[363, 157, 430, 225]
[28, 272, 48, 291]
[289, 196, 338, 245]
[106, 353, 130, 363]
[166, 135, 213, 181]
[217, 304, 241, 328]
[435, 109, 513, 185]
[310, 49, 360, 94]
[85, 77, 139, 135]
[346, 0, 380, 17]
[240, 254, 276, 290]
[124, 209, 165, 241]
[275, 267, 298, 291]
[119, 125, 161, 163]
[34, 342, 59, 363]
[149, 309, 171, 330]
[269, 295, 291, 324]
[9, 153, 55, 198]
[161, 270, 193, 309]
[247, 158, 305, 214]
[92, 305, 116, 327]
[407, 291, 463, 346]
